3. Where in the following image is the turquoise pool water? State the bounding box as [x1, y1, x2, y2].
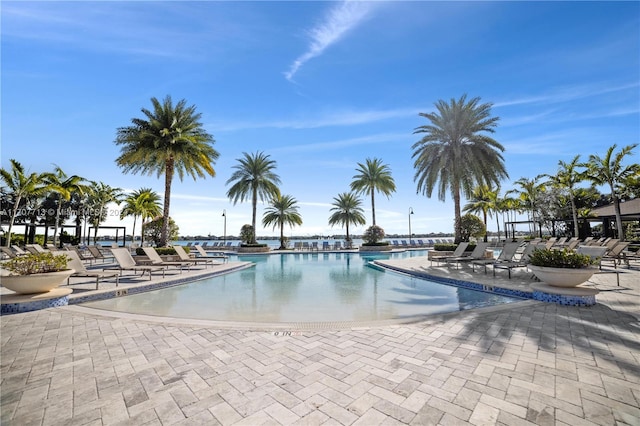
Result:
[83, 251, 523, 323]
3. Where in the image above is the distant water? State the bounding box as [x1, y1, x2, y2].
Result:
[98, 237, 454, 249]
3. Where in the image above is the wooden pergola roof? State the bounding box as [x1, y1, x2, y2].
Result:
[590, 198, 640, 220]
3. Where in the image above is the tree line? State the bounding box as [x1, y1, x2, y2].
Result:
[2, 95, 638, 249]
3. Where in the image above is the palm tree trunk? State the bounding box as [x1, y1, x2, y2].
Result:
[370, 191, 376, 226]
[131, 216, 137, 246]
[161, 161, 174, 247]
[279, 222, 285, 250]
[483, 210, 488, 242]
[612, 191, 624, 240]
[570, 195, 579, 238]
[453, 185, 462, 243]
[251, 187, 258, 244]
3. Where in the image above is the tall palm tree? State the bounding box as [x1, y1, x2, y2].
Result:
[463, 184, 498, 242]
[0, 159, 46, 247]
[115, 95, 219, 246]
[226, 151, 281, 244]
[41, 165, 89, 248]
[583, 144, 639, 240]
[328, 192, 366, 244]
[508, 176, 546, 237]
[119, 188, 162, 245]
[87, 182, 124, 244]
[412, 95, 507, 243]
[262, 194, 303, 250]
[350, 158, 396, 226]
[544, 155, 584, 237]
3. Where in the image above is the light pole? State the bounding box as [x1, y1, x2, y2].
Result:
[222, 210, 227, 245]
[408, 207, 414, 245]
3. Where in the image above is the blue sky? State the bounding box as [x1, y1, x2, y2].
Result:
[2, 1, 639, 239]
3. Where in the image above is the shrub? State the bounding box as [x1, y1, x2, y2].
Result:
[362, 225, 385, 245]
[3, 252, 69, 275]
[240, 224, 255, 244]
[529, 248, 595, 269]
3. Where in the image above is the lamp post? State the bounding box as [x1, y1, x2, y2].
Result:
[408, 207, 414, 245]
[222, 210, 227, 245]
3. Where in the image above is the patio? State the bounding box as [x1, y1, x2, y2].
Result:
[1, 258, 638, 425]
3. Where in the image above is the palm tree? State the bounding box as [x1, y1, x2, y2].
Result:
[226, 151, 281, 244]
[544, 155, 584, 238]
[119, 188, 162, 245]
[115, 95, 219, 246]
[87, 182, 124, 244]
[262, 194, 303, 250]
[41, 165, 89, 248]
[0, 160, 46, 247]
[508, 176, 546, 237]
[463, 184, 498, 242]
[350, 158, 396, 226]
[412, 95, 507, 243]
[583, 144, 639, 240]
[328, 192, 366, 244]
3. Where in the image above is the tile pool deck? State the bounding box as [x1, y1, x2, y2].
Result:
[1, 255, 639, 425]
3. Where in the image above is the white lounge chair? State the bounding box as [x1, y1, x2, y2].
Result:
[193, 244, 228, 262]
[106, 248, 165, 280]
[52, 250, 119, 289]
[173, 245, 218, 268]
[142, 247, 192, 273]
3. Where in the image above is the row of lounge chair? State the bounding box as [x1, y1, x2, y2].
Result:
[2, 243, 229, 290]
[429, 238, 638, 279]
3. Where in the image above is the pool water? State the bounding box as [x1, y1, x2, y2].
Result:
[83, 251, 523, 323]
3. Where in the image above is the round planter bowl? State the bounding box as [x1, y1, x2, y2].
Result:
[1, 269, 75, 294]
[528, 265, 596, 288]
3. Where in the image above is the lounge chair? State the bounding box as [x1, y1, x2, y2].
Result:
[471, 242, 520, 273]
[1, 247, 20, 259]
[11, 245, 29, 256]
[322, 241, 330, 251]
[193, 244, 228, 262]
[492, 243, 538, 278]
[173, 245, 217, 268]
[142, 247, 192, 273]
[87, 245, 115, 263]
[25, 244, 48, 254]
[106, 248, 165, 280]
[446, 242, 490, 269]
[599, 241, 630, 269]
[72, 247, 96, 265]
[430, 242, 469, 266]
[52, 250, 119, 289]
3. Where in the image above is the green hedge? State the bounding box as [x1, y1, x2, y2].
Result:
[433, 243, 476, 252]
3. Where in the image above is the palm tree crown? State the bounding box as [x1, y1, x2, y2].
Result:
[120, 188, 163, 245]
[87, 182, 123, 244]
[328, 192, 366, 244]
[463, 184, 499, 242]
[0, 159, 46, 247]
[226, 151, 281, 243]
[350, 157, 396, 226]
[412, 94, 507, 242]
[115, 95, 219, 246]
[262, 194, 303, 250]
[583, 143, 639, 240]
[545, 155, 584, 237]
[41, 165, 89, 248]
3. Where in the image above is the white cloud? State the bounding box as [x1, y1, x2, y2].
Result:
[284, 0, 376, 82]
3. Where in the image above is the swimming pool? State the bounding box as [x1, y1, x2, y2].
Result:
[82, 251, 524, 323]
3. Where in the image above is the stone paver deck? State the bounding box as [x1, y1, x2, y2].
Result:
[1, 254, 639, 425]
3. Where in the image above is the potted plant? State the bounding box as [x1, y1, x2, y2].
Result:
[528, 248, 598, 288]
[360, 225, 391, 252]
[1, 252, 75, 294]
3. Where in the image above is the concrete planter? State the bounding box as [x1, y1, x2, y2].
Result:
[528, 265, 597, 287]
[1, 269, 75, 294]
